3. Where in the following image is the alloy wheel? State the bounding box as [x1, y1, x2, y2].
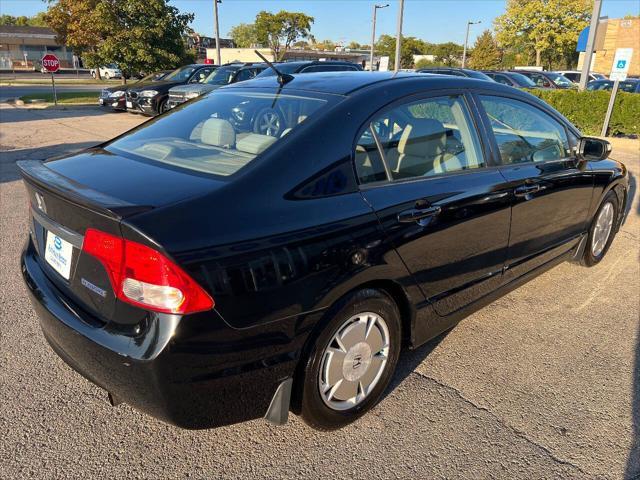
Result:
[318, 312, 390, 411]
[257, 111, 281, 137]
[592, 201, 614, 257]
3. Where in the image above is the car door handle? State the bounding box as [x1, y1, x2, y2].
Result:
[514, 184, 541, 197]
[397, 206, 442, 223]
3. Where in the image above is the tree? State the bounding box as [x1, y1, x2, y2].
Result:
[433, 42, 464, 67]
[348, 41, 361, 50]
[494, 0, 591, 68]
[1, 13, 49, 27]
[315, 39, 336, 51]
[47, 0, 193, 82]
[254, 10, 314, 61]
[375, 35, 430, 69]
[229, 23, 257, 48]
[468, 30, 502, 70]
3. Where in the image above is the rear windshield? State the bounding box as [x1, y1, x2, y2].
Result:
[257, 63, 307, 77]
[508, 72, 536, 87]
[107, 89, 341, 177]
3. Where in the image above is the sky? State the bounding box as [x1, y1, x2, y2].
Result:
[2, 0, 638, 45]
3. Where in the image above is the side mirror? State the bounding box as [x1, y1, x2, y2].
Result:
[577, 137, 611, 161]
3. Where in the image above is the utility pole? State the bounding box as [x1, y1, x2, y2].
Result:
[370, 3, 389, 71]
[461, 20, 481, 68]
[394, 0, 405, 71]
[214, 0, 222, 65]
[579, 0, 603, 91]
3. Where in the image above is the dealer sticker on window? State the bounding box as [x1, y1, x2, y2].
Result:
[45, 232, 73, 280]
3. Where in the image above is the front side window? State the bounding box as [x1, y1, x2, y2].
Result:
[355, 95, 484, 184]
[491, 74, 512, 86]
[480, 95, 570, 165]
[108, 90, 340, 177]
[204, 67, 239, 85]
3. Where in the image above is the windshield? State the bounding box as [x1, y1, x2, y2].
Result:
[547, 72, 573, 87]
[204, 67, 240, 85]
[508, 72, 537, 87]
[164, 66, 197, 82]
[139, 71, 167, 83]
[107, 89, 341, 177]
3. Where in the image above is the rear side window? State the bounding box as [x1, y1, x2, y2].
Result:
[492, 74, 512, 86]
[480, 96, 570, 165]
[355, 95, 484, 184]
[108, 90, 340, 177]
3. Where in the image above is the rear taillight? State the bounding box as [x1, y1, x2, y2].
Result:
[82, 228, 214, 314]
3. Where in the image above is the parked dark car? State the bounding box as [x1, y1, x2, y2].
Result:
[18, 72, 628, 431]
[167, 63, 268, 109]
[587, 79, 640, 93]
[482, 70, 538, 89]
[255, 60, 362, 78]
[416, 67, 494, 81]
[98, 70, 172, 111]
[511, 70, 574, 89]
[125, 64, 217, 115]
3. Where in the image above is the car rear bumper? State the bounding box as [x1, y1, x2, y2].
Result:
[21, 238, 302, 429]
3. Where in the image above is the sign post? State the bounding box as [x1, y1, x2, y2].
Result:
[601, 48, 633, 136]
[41, 54, 60, 106]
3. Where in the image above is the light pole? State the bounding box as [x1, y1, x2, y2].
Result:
[370, 4, 389, 71]
[579, 0, 603, 91]
[214, 0, 222, 65]
[394, 0, 405, 71]
[461, 20, 481, 68]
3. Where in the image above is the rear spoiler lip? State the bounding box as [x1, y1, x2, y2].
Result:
[17, 160, 152, 220]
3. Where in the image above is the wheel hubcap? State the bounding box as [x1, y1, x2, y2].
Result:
[259, 112, 280, 136]
[592, 202, 614, 257]
[319, 312, 390, 411]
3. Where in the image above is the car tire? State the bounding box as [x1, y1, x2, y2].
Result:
[157, 98, 168, 115]
[252, 107, 285, 137]
[581, 190, 619, 267]
[298, 288, 402, 431]
[91, 71, 96, 79]
[104, 72, 110, 80]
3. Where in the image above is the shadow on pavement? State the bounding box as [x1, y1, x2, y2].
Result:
[0, 105, 122, 124]
[0, 142, 100, 183]
[627, 319, 640, 479]
[383, 331, 449, 402]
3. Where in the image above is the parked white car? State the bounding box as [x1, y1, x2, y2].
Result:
[90, 64, 122, 79]
[554, 70, 607, 84]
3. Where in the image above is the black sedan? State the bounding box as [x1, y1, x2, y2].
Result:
[482, 70, 538, 89]
[511, 70, 574, 89]
[18, 72, 628, 431]
[125, 64, 217, 115]
[98, 70, 172, 111]
[416, 67, 494, 81]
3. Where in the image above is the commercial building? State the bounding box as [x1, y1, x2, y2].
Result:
[209, 47, 368, 67]
[577, 17, 639, 76]
[0, 25, 77, 71]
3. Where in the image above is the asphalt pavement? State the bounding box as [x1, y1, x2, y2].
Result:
[0, 104, 638, 479]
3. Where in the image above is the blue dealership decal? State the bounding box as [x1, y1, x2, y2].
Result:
[54, 236, 62, 250]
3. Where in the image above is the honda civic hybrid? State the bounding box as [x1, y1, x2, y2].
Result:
[19, 72, 628, 430]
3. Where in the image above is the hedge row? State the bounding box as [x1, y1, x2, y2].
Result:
[526, 89, 640, 137]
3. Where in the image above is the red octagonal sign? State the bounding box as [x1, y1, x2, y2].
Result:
[41, 54, 60, 73]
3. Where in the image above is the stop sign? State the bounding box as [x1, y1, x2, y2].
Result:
[41, 54, 60, 73]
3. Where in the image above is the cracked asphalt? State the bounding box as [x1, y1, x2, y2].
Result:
[1, 104, 638, 479]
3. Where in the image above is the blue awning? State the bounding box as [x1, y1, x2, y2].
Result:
[576, 26, 589, 52]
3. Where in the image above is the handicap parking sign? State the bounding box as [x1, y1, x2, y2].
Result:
[616, 60, 626, 69]
[610, 48, 633, 81]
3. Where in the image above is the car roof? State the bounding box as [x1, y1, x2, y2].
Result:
[224, 71, 502, 95]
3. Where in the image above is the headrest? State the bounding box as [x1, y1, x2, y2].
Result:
[399, 118, 446, 157]
[201, 118, 236, 148]
[235, 133, 277, 155]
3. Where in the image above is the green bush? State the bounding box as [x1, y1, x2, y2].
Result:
[525, 89, 640, 137]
